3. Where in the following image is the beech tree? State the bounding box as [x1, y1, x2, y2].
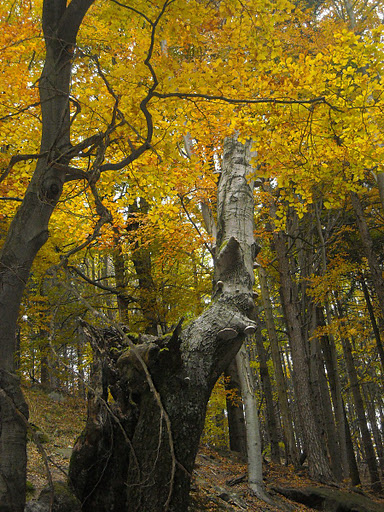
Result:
[0, 2, 95, 509]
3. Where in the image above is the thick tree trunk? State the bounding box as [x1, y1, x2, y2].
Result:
[309, 328, 342, 481]
[0, 2, 94, 510]
[69, 137, 259, 511]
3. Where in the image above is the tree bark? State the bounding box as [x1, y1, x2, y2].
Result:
[350, 192, 384, 331]
[360, 276, 384, 377]
[313, 202, 359, 483]
[235, 345, 264, 496]
[112, 237, 131, 324]
[363, 384, 384, 476]
[69, 137, 259, 511]
[316, 307, 360, 485]
[309, 325, 342, 481]
[127, 198, 161, 335]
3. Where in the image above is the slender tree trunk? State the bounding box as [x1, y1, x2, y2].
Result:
[77, 336, 86, 399]
[273, 227, 334, 482]
[313, 202, 360, 483]
[0, 3, 94, 510]
[224, 359, 247, 456]
[236, 345, 264, 496]
[363, 384, 384, 476]
[336, 299, 382, 492]
[253, 319, 281, 464]
[317, 307, 360, 485]
[112, 236, 131, 324]
[360, 276, 384, 377]
[127, 198, 161, 335]
[350, 192, 384, 325]
[258, 265, 298, 466]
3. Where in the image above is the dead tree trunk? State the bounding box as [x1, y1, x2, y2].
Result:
[69, 137, 259, 511]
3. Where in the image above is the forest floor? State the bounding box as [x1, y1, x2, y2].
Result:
[24, 384, 384, 512]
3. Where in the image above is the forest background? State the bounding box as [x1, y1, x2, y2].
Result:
[1, 0, 384, 510]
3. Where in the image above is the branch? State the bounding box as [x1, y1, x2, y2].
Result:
[0, 100, 42, 122]
[109, 0, 153, 25]
[99, 0, 175, 173]
[67, 264, 137, 303]
[0, 197, 23, 202]
[152, 91, 329, 107]
[59, 0, 96, 43]
[59, 183, 113, 263]
[179, 194, 215, 257]
[0, 152, 48, 185]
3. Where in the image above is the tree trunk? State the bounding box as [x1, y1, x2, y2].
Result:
[273, 228, 334, 482]
[253, 318, 281, 464]
[309, 325, 342, 481]
[350, 192, 384, 328]
[112, 236, 131, 324]
[235, 345, 264, 496]
[258, 265, 298, 466]
[336, 299, 382, 492]
[224, 359, 247, 456]
[363, 384, 384, 476]
[360, 276, 384, 377]
[69, 137, 259, 511]
[316, 307, 360, 485]
[0, 2, 94, 510]
[127, 198, 161, 335]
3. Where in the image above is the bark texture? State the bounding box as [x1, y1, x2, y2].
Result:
[69, 137, 259, 511]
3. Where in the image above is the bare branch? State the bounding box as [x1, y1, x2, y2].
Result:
[0, 197, 23, 202]
[0, 152, 48, 185]
[67, 264, 137, 303]
[109, 0, 153, 25]
[152, 91, 329, 107]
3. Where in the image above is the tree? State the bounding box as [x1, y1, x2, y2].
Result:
[68, 136, 258, 511]
[1, 2, 95, 509]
